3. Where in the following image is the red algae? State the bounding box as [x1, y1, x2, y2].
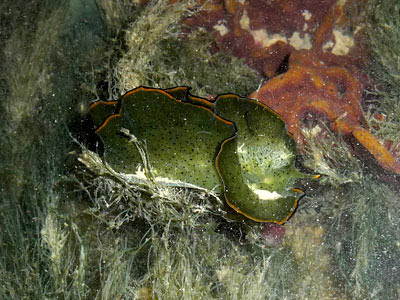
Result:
[181, 0, 400, 174]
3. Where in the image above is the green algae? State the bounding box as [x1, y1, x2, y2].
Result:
[301, 124, 400, 299]
[365, 0, 400, 143]
[0, 0, 112, 298]
[114, 1, 261, 98]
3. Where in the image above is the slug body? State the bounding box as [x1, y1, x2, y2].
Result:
[89, 86, 315, 223]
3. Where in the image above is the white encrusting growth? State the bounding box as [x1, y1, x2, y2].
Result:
[213, 22, 229, 36]
[239, 9, 312, 50]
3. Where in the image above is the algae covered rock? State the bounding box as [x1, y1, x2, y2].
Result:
[89, 86, 315, 223]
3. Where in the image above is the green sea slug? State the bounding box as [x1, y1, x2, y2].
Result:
[88, 86, 317, 223]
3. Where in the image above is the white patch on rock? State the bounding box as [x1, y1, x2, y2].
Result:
[256, 30, 287, 48]
[240, 9, 312, 50]
[322, 40, 335, 52]
[213, 22, 229, 36]
[239, 9, 250, 29]
[301, 9, 312, 21]
[331, 29, 354, 55]
[240, 10, 287, 47]
[322, 29, 354, 55]
[288, 32, 312, 50]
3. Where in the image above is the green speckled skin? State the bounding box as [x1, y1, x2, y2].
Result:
[214, 95, 304, 222]
[89, 87, 313, 223]
[214, 95, 300, 192]
[95, 87, 235, 190]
